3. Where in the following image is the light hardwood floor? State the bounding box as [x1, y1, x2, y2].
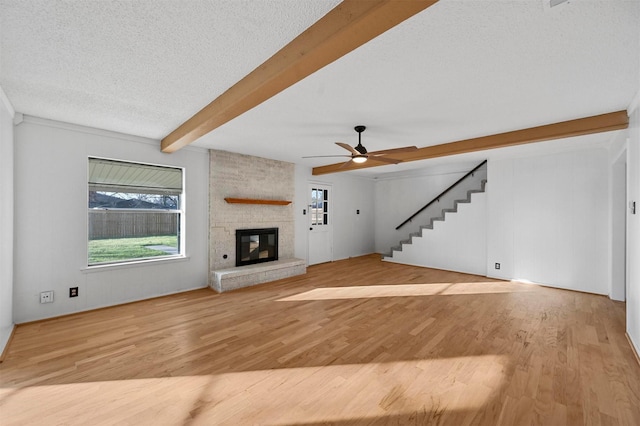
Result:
[1, 254, 639, 425]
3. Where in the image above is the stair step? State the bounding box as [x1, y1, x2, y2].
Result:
[385, 165, 487, 257]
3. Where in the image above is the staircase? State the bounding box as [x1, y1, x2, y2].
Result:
[382, 161, 487, 263]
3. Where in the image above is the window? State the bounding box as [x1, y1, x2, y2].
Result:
[310, 187, 328, 226]
[88, 158, 183, 265]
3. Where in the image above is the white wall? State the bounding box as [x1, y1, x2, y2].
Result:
[487, 148, 610, 294]
[0, 87, 15, 354]
[13, 117, 210, 323]
[627, 93, 640, 356]
[294, 165, 375, 263]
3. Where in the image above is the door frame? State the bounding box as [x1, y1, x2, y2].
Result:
[611, 146, 627, 302]
[307, 182, 333, 265]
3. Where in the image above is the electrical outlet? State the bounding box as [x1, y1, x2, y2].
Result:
[69, 287, 78, 297]
[495, 263, 501, 270]
[40, 291, 54, 304]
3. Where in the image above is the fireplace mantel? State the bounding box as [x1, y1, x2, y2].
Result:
[224, 198, 291, 206]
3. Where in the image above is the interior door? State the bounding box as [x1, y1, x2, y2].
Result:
[308, 183, 333, 265]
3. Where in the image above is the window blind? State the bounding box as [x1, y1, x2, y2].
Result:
[88, 158, 183, 195]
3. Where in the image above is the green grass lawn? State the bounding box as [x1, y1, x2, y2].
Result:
[88, 235, 178, 264]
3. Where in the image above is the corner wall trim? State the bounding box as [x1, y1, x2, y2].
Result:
[626, 333, 640, 367]
[628, 91, 640, 115]
[0, 85, 15, 118]
[19, 115, 209, 153]
[0, 325, 17, 363]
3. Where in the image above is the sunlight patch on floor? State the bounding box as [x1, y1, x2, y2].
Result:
[0, 355, 508, 425]
[512, 278, 539, 285]
[278, 281, 533, 301]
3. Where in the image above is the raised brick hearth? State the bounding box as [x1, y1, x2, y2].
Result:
[211, 258, 306, 292]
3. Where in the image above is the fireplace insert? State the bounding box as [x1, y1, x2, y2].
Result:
[235, 228, 278, 267]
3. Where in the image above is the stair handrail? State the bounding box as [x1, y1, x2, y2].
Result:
[395, 159, 487, 230]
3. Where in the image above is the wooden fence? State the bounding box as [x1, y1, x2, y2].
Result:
[89, 210, 179, 239]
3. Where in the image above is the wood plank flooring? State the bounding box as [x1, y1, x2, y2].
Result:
[1, 254, 639, 425]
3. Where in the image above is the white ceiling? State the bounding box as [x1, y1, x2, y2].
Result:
[1, 0, 639, 178]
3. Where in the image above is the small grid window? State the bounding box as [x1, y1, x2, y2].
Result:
[310, 188, 328, 226]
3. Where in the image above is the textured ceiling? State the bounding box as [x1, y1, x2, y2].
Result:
[1, 0, 639, 177]
[0, 0, 340, 138]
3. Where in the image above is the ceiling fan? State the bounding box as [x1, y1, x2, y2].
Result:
[304, 125, 418, 168]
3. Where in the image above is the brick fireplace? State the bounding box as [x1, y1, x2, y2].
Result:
[209, 150, 305, 292]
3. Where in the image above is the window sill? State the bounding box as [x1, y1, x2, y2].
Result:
[82, 255, 190, 273]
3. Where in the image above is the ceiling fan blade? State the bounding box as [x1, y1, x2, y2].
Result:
[369, 156, 402, 164]
[336, 142, 360, 155]
[302, 155, 352, 159]
[338, 159, 354, 169]
[369, 146, 418, 156]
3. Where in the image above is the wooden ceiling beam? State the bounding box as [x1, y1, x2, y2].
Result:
[311, 110, 629, 175]
[161, 0, 439, 153]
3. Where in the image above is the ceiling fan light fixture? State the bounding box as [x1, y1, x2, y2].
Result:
[306, 124, 414, 170]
